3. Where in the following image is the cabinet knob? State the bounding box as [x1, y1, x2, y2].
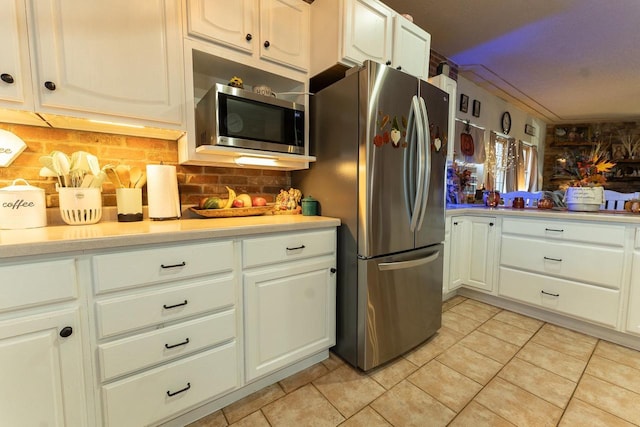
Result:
[1, 73, 14, 84]
[330, 267, 337, 273]
[44, 81, 56, 91]
[385, 60, 391, 66]
[396, 66, 402, 71]
[263, 40, 270, 48]
[489, 222, 494, 226]
[59, 326, 73, 338]
[453, 221, 459, 225]
[246, 33, 253, 41]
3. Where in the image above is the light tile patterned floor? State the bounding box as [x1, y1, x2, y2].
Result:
[188, 296, 640, 427]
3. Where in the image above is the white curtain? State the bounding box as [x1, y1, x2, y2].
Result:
[522, 144, 539, 191]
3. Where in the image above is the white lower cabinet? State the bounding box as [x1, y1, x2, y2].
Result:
[498, 217, 625, 327]
[91, 241, 241, 427]
[626, 228, 640, 334]
[0, 257, 89, 426]
[243, 229, 337, 382]
[90, 228, 337, 425]
[447, 216, 498, 292]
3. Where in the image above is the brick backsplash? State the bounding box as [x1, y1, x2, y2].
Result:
[0, 123, 290, 207]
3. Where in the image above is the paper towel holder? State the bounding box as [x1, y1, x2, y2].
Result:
[146, 164, 181, 220]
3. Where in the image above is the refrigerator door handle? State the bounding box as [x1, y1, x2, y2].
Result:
[377, 250, 440, 271]
[416, 97, 431, 231]
[403, 100, 417, 223]
[410, 96, 425, 232]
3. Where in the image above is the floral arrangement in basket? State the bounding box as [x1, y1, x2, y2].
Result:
[563, 143, 616, 187]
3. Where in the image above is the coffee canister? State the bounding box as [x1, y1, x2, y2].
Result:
[0, 179, 47, 229]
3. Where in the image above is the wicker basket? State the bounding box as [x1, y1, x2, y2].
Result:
[58, 187, 103, 225]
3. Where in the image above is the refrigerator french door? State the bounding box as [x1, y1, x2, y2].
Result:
[293, 61, 449, 370]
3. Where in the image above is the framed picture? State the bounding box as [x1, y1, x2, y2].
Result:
[459, 94, 469, 113]
[472, 100, 481, 117]
[524, 124, 536, 136]
[611, 143, 625, 161]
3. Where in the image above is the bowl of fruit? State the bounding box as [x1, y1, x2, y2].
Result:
[190, 186, 271, 218]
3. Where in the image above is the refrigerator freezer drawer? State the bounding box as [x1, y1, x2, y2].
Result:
[357, 245, 443, 370]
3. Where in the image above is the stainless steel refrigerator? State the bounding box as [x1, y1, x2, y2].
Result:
[293, 61, 449, 371]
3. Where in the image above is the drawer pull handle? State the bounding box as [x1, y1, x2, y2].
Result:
[286, 245, 305, 251]
[545, 228, 564, 232]
[543, 256, 562, 262]
[163, 300, 188, 310]
[161, 261, 186, 269]
[166, 382, 191, 397]
[165, 338, 190, 349]
[541, 290, 560, 297]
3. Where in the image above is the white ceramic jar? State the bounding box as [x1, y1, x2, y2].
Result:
[0, 179, 47, 229]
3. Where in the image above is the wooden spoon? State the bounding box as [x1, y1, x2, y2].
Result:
[134, 172, 147, 189]
[104, 167, 123, 188]
[115, 165, 130, 189]
[129, 166, 142, 188]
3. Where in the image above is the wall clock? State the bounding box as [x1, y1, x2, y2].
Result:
[501, 111, 512, 134]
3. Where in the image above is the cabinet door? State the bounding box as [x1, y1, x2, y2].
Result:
[244, 257, 336, 381]
[0, 0, 33, 109]
[448, 218, 466, 291]
[392, 15, 430, 79]
[342, 0, 393, 66]
[627, 250, 640, 335]
[186, 0, 258, 54]
[259, 0, 309, 71]
[0, 308, 87, 426]
[466, 217, 497, 291]
[28, 0, 184, 126]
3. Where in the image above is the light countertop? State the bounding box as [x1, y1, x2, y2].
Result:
[447, 204, 640, 224]
[0, 214, 341, 259]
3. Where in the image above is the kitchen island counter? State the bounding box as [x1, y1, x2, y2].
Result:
[447, 205, 640, 224]
[0, 215, 341, 259]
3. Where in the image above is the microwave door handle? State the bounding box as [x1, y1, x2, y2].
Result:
[404, 100, 417, 223]
[410, 96, 425, 233]
[416, 97, 431, 231]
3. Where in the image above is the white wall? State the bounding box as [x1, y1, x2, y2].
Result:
[455, 76, 546, 147]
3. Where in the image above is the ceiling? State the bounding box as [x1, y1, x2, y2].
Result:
[384, 0, 640, 125]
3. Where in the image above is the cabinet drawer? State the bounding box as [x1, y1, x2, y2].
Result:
[96, 277, 235, 338]
[243, 229, 336, 268]
[0, 259, 77, 313]
[500, 235, 624, 289]
[499, 267, 620, 327]
[635, 227, 640, 249]
[102, 342, 238, 427]
[93, 240, 234, 294]
[98, 310, 236, 381]
[502, 218, 625, 246]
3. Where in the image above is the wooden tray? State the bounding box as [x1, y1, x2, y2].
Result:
[189, 205, 273, 218]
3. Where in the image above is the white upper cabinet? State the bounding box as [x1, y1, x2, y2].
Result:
[186, 0, 309, 72]
[27, 0, 185, 129]
[259, 0, 309, 71]
[342, 0, 393, 67]
[310, 0, 431, 80]
[187, 0, 257, 54]
[0, 0, 45, 126]
[0, 0, 32, 108]
[392, 15, 431, 80]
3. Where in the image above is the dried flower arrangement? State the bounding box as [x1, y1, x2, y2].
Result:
[563, 143, 616, 186]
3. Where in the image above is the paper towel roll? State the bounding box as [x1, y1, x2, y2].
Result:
[146, 164, 181, 220]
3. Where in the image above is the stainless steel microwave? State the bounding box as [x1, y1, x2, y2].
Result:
[195, 83, 305, 155]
